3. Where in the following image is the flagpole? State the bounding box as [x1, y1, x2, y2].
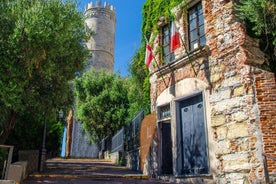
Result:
[179, 36, 198, 76]
[144, 35, 168, 89]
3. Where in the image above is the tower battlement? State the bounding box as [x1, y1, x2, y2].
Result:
[85, 1, 115, 12]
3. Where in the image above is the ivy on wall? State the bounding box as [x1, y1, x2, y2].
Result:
[129, 0, 185, 114]
[142, 0, 185, 39]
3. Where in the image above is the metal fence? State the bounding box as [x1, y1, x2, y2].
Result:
[108, 110, 145, 170]
[111, 128, 124, 153]
[109, 110, 145, 154]
[124, 110, 144, 152]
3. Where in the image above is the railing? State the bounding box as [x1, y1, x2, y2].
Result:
[125, 110, 144, 151]
[0, 145, 14, 179]
[111, 128, 124, 153]
[263, 153, 276, 184]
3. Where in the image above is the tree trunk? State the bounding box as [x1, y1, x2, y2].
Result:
[0, 109, 17, 144]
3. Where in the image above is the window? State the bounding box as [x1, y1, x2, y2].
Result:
[188, 3, 206, 50]
[158, 104, 171, 120]
[162, 24, 175, 63]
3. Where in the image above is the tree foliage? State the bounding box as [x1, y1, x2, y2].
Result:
[0, 0, 89, 143]
[128, 49, 150, 115]
[74, 69, 130, 143]
[236, 0, 276, 72]
[236, 0, 276, 44]
[5, 112, 64, 159]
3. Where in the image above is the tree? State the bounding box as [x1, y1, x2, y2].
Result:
[236, 0, 276, 73]
[5, 112, 64, 159]
[128, 49, 151, 116]
[74, 69, 130, 143]
[0, 0, 89, 144]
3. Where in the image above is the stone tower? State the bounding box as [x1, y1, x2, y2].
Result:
[68, 1, 116, 158]
[84, 1, 116, 72]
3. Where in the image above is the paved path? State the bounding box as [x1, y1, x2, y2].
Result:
[22, 158, 172, 184]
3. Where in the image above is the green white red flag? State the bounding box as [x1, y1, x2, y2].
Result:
[145, 43, 153, 68]
[170, 19, 181, 51]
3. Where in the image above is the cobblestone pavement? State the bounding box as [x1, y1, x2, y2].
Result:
[22, 158, 173, 184]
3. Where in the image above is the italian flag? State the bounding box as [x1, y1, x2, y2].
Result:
[170, 19, 181, 51]
[145, 43, 153, 68]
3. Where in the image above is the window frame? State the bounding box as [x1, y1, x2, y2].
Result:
[187, 2, 206, 51]
[157, 103, 171, 121]
[161, 23, 175, 64]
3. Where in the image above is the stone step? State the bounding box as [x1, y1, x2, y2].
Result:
[0, 180, 15, 184]
[28, 158, 147, 181]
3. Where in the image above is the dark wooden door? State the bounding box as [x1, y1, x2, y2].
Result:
[180, 94, 209, 175]
[161, 122, 173, 174]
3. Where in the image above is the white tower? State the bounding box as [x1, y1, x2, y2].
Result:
[85, 1, 116, 72]
[69, 1, 116, 158]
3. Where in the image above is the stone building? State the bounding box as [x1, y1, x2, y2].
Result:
[143, 0, 276, 183]
[68, 1, 116, 158]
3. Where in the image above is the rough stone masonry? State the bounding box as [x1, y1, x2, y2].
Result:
[146, 0, 276, 183]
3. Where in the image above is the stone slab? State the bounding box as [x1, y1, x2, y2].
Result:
[7, 161, 28, 183]
[0, 180, 15, 184]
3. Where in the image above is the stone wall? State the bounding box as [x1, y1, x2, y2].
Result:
[147, 0, 276, 183]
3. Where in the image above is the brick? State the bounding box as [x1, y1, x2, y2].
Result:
[211, 73, 223, 83]
[227, 123, 248, 139]
[222, 153, 250, 172]
[233, 86, 244, 97]
[211, 114, 226, 127]
[231, 111, 248, 122]
[216, 126, 227, 140]
[217, 140, 231, 155]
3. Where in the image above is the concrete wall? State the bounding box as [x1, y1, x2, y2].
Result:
[7, 161, 27, 184]
[70, 119, 99, 158]
[18, 150, 39, 174]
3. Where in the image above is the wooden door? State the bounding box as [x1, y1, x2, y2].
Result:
[179, 94, 209, 175]
[161, 121, 173, 174]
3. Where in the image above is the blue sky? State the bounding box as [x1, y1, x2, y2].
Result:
[79, 1, 145, 76]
